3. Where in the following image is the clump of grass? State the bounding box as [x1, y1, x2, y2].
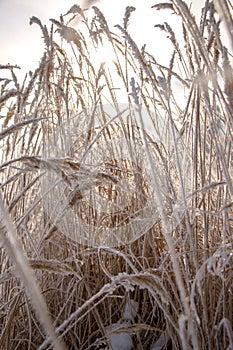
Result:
[0, 1, 232, 349]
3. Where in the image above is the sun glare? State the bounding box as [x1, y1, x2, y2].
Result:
[90, 41, 117, 67]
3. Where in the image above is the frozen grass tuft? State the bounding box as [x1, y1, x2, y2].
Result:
[0, 1, 232, 349]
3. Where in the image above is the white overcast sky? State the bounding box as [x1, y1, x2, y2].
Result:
[0, 0, 202, 79]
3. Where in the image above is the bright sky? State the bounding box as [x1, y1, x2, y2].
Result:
[0, 0, 203, 80]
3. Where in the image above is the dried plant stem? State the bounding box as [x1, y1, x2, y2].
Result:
[0, 194, 67, 350]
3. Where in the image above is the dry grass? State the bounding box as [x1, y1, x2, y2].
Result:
[0, 1, 232, 349]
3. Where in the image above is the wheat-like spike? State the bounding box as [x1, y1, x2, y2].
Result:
[123, 6, 136, 30]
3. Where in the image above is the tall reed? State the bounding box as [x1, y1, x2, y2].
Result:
[0, 1, 232, 349]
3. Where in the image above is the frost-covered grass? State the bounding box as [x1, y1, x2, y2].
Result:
[0, 1, 232, 349]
